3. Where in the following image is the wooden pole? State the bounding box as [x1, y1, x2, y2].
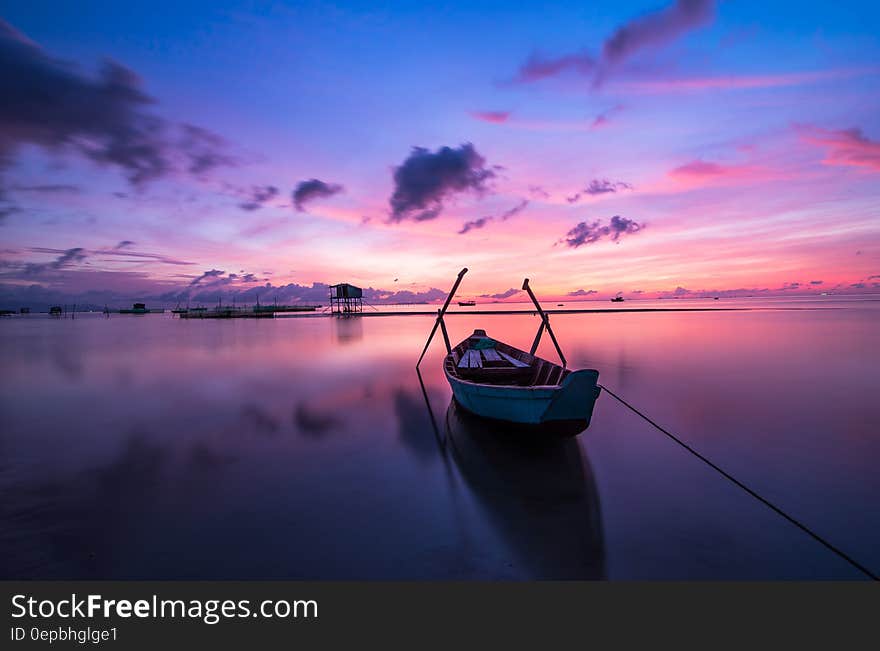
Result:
[522, 278, 566, 367]
[417, 268, 468, 368]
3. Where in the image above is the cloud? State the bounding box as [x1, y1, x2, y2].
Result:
[586, 179, 633, 195]
[528, 185, 550, 199]
[561, 215, 645, 248]
[189, 269, 225, 286]
[592, 104, 623, 128]
[567, 179, 633, 203]
[115, 240, 135, 249]
[568, 288, 597, 296]
[479, 288, 520, 300]
[389, 143, 494, 222]
[513, 1, 715, 86]
[0, 19, 234, 193]
[470, 110, 510, 124]
[513, 52, 595, 83]
[10, 183, 80, 195]
[457, 199, 528, 235]
[18, 247, 88, 276]
[239, 185, 278, 211]
[292, 179, 343, 212]
[601, 1, 716, 67]
[668, 159, 762, 186]
[810, 280, 824, 285]
[458, 216, 491, 235]
[797, 125, 880, 172]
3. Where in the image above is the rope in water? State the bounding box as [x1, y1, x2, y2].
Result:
[598, 383, 878, 581]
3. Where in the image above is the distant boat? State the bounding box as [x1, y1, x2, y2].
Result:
[557, 303, 564, 306]
[418, 269, 601, 437]
[610, 296, 624, 303]
[458, 300, 476, 307]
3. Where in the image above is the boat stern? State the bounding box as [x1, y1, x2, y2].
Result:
[540, 369, 601, 427]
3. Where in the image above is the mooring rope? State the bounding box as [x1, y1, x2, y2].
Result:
[598, 383, 878, 581]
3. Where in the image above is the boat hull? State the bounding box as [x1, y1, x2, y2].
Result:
[444, 365, 601, 436]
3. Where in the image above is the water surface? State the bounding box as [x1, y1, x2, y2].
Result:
[2, 298, 878, 579]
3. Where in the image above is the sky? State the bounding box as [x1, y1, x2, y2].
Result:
[0, 0, 879, 307]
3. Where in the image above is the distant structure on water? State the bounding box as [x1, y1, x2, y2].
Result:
[329, 283, 363, 315]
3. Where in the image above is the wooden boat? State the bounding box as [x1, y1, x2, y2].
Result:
[418, 268, 601, 437]
[458, 300, 476, 307]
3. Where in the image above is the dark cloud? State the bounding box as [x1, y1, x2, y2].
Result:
[567, 179, 633, 204]
[513, 52, 595, 83]
[810, 280, 824, 285]
[568, 289, 597, 297]
[479, 288, 520, 300]
[189, 269, 225, 286]
[850, 282, 866, 289]
[177, 124, 235, 176]
[458, 216, 491, 235]
[389, 143, 494, 222]
[513, 1, 715, 86]
[561, 215, 644, 248]
[586, 179, 633, 195]
[458, 199, 528, 235]
[292, 179, 343, 212]
[21, 247, 88, 276]
[11, 183, 80, 194]
[528, 185, 550, 199]
[602, 0, 716, 66]
[239, 185, 278, 211]
[115, 240, 135, 249]
[0, 19, 234, 194]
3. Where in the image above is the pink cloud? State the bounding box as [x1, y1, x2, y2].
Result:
[470, 110, 511, 124]
[668, 160, 767, 188]
[797, 125, 880, 172]
[611, 69, 862, 94]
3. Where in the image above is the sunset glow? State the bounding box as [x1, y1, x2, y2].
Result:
[1, 1, 878, 307]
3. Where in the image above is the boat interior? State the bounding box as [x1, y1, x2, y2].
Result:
[446, 330, 571, 387]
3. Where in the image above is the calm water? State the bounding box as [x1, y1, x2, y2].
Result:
[2, 299, 879, 579]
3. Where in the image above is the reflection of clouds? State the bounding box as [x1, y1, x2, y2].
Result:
[1, 433, 167, 579]
[1, 431, 239, 579]
[445, 401, 605, 579]
[240, 403, 281, 435]
[51, 346, 84, 380]
[293, 404, 343, 437]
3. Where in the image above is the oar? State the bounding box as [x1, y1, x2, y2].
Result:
[416, 267, 468, 368]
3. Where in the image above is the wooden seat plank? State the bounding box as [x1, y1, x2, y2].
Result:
[481, 348, 502, 362]
[498, 351, 529, 368]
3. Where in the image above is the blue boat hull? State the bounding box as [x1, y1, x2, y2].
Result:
[444, 365, 601, 434]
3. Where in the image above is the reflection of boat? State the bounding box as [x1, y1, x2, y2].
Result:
[610, 296, 624, 303]
[458, 300, 476, 307]
[419, 269, 601, 437]
[445, 400, 605, 578]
